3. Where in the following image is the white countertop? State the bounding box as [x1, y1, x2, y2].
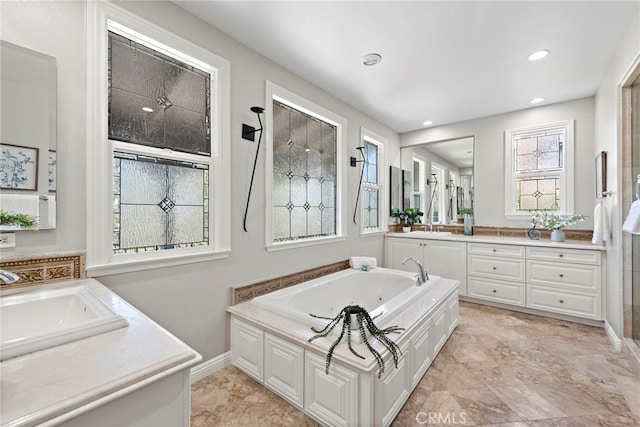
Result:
[0, 279, 201, 427]
[386, 232, 606, 251]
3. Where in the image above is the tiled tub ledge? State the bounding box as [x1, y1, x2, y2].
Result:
[0, 251, 85, 290]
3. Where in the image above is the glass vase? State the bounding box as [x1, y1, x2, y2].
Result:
[463, 214, 474, 236]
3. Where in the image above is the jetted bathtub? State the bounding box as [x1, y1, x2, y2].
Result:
[251, 267, 443, 334]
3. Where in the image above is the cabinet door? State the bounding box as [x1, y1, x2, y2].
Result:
[386, 238, 424, 271]
[376, 342, 410, 427]
[408, 318, 433, 387]
[265, 333, 304, 408]
[426, 241, 467, 296]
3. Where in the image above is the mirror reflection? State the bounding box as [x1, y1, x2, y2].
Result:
[0, 40, 57, 230]
[400, 136, 474, 225]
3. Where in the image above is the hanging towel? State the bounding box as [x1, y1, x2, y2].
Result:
[349, 256, 377, 270]
[622, 200, 640, 235]
[591, 202, 610, 245]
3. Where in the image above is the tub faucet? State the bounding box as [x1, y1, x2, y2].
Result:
[0, 269, 19, 285]
[401, 257, 429, 285]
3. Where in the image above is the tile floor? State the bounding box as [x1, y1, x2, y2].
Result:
[191, 302, 640, 426]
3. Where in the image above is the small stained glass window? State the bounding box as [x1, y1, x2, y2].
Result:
[113, 152, 209, 253]
[108, 31, 211, 155]
[362, 141, 379, 230]
[514, 132, 563, 173]
[516, 176, 559, 211]
[272, 100, 337, 242]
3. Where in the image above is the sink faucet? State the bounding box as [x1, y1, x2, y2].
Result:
[401, 257, 429, 285]
[0, 269, 19, 285]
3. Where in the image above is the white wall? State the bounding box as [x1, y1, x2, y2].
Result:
[401, 97, 596, 229]
[0, 1, 400, 361]
[594, 6, 640, 339]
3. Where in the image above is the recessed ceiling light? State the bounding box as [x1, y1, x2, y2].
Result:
[423, 120, 433, 126]
[528, 50, 549, 61]
[142, 107, 154, 112]
[530, 97, 545, 104]
[362, 53, 382, 66]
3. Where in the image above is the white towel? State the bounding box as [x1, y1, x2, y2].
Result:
[591, 202, 610, 245]
[623, 200, 640, 235]
[0, 194, 39, 218]
[349, 256, 377, 271]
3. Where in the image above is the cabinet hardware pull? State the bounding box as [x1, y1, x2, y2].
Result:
[492, 289, 497, 293]
[492, 249, 497, 252]
[559, 274, 564, 278]
[559, 299, 564, 303]
[559, 254, 563, 258]
[492, 267, 497, 270]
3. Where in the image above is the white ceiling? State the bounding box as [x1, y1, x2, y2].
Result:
[174, 1, 638, 134]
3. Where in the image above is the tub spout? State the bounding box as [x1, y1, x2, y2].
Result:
[401, 257, 429, 285]
[0, 269, 19, 285]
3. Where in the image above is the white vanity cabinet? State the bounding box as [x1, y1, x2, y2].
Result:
[526, 247, 602, 320]
[385, 237, 467, 295]
[467, 242, 526, 306]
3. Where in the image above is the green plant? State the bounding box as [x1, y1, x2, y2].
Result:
[0, 210, 37, 229]
[458, 208, 474, 216]
[391, 208, 423, 226]
[531, 211, 585, 230]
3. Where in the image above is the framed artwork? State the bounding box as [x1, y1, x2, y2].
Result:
[0, 143, 39, 191]
[48, 150, 57, 192]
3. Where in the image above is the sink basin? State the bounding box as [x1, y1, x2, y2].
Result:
[1, 285, 128, 361]
[408, 231, 453, 237]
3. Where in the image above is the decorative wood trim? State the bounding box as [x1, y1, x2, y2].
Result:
[231, 260, 350, 305]
[0, 252, 85, 290]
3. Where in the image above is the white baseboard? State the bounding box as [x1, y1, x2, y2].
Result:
[190, 351, 231, 384]
[604, 321, 623, 351]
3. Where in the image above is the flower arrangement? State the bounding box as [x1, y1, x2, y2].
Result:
[531, 211, 585, 231]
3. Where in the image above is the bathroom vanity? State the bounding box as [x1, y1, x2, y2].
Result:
[0, 279, 201, 426]
[386, 232, 606, 323]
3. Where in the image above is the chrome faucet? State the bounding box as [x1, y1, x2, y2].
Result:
[401, 257, 429, 285]
[0, 269, 19, 285]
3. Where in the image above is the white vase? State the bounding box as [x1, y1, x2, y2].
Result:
[402, 226, 411, 233]
[550, 229, 565, 242]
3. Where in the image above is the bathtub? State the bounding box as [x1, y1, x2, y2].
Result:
[251, 267, 443, 334]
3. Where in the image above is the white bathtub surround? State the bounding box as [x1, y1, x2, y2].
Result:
[229, 268, 459, 426]
[0, 279, 201, 426]
[348, 256, 377, 270]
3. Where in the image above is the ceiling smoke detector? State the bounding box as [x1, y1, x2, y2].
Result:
[362, 53, 382, 66]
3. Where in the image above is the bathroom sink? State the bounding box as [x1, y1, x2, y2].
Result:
[408, 231, 453, 237]
[1, 285, 129, 361]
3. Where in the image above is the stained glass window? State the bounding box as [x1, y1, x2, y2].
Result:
[113, 152, 209, 253]
[516, 176, 559, 211]
[362, 141, 379, 230]
[108, 31, 211, 155]
[272, 100, 337, 242]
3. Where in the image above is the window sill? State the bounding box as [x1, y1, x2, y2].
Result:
[265, 236, 346, 252]
[86, 249, 231, 277]
[360, 229, 385, 238]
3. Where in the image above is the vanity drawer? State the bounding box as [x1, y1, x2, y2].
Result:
[467, 276, 525, 306]
[526, 260, 600, 291]
[526, 247, 601, 265]
[468, 255, 525, 282]
[527, 286, 601, 320]
[467, 243, 525, 258]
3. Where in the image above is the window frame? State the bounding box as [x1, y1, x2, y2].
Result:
[504, 120, 575, 220]
[412, 157, 426, 214]
[86, 2, 231, 276]
[264, 81, 347, 251]
[360, 128, 386, 236]
[430, 163, 446, 224]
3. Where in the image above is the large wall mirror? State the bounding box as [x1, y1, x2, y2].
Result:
[400, 136, 474, 225]
[0, 40, 57, 230]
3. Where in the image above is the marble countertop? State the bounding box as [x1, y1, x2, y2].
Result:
[0, 279, 202, 427]
[386, 232, 606, 251]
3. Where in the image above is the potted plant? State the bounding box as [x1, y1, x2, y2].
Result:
[531, 211, 585, 242]
[458, 208, 474, 235]
[0, 210, 38, 230]
[391, 208, 424, 232]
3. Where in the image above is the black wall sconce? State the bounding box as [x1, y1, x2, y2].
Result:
[242, 106, 264, 232]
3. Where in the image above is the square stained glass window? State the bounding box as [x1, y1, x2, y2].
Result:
[514, 132, 563, 173]
[108, 31, 211, 155]
[516, 176, 559, 212]
[113, 152, 209, 253]
[272, 100, 337, 242]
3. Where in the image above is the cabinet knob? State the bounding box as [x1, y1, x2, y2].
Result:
[559, 299, 564, 303]
[492, 267, 497, 270]
[559, 254, 564, 258]
[492, 289, 497, 293]
[492, 249, 497, 252]
[559, 274, 564, 278]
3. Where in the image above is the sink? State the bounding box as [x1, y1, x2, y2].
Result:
[408, 231, 453, 237]
[1, 285, 129, 361]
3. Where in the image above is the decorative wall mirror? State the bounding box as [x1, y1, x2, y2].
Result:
[0, 40, 57, 230]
